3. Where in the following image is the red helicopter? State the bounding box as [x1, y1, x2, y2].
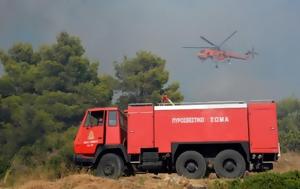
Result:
[183, 31, 257, 68]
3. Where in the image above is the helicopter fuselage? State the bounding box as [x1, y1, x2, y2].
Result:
[197, 48, 249, 62]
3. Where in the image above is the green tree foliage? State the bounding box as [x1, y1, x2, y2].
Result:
[114, 51, 183, 109]
[0, 33, 184, 182]
[0, 32, 113, 179]
[277, 97, 300, 152]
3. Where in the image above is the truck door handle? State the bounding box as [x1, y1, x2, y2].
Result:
[129, 131, 134, 133]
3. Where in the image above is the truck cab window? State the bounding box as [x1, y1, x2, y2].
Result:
[108, 111, 117, 126]
[84, 111, 104, 127]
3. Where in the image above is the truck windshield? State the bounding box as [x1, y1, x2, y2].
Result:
[84, 111, 104, 126]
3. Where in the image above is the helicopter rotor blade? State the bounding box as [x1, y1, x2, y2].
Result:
[219, 30, 237, 48]
[200, 36, 219, 48]
[182, 46, 212, 49]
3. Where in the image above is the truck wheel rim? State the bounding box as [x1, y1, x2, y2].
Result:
[186, 161, 198, 173]
[223, 160, 236, 172]
[103, 165, 115, 176]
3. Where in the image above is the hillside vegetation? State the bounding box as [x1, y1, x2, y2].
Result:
[0, 32, 183, 184]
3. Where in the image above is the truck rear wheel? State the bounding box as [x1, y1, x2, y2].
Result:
[214, 149, 246, 178]
[175, 151, 207, 179]
[96, 153, 124, 179]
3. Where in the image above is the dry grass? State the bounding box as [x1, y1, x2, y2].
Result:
[2, 152, 299, 189]
[15, 174, 191, 189]
[273, 152, 300, 173]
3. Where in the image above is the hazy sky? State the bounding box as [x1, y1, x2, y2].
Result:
[1, 0, 300, 101]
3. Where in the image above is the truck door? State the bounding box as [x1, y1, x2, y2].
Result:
[248, 103, 279, 153]
[127, 105, 154, 154]
[74, 110, 105, 154]
[105, 110, 121, 145]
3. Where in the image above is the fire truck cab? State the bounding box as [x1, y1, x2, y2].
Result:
[74, 101, 279, 179]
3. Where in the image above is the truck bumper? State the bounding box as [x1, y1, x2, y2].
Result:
[74, 154, 95, 166]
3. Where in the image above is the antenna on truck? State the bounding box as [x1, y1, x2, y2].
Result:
[161, 94, 175, 106]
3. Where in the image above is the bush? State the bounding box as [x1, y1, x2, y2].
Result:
[211, 171, 300, 189]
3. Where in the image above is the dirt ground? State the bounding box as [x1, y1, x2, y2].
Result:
[1, 152, 299, 189]
[13, 174, 208, 189]
[273, 152, 300, 172]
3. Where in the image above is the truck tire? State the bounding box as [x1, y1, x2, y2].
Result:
[96, 153, 124, 179]
[175, 151, 207, 179]
[214, 149, 246, 178]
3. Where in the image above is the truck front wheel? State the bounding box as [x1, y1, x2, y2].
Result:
[175, 151, 207, 179]
[214, 149, 246, 178]
[96, 153, 124, 179]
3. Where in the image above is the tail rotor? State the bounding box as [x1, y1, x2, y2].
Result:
[246, 47, 258, 59]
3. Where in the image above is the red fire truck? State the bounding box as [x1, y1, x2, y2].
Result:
[74, 101, 279, 179]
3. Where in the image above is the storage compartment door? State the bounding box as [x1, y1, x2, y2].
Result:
[248, 103, 279, 153]
[127, 105, 154, 154]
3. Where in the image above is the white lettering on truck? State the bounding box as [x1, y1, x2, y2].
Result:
[172, 117, 205, 124]
[210, 116, 229, 123]
[172, 116, 229, 124]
